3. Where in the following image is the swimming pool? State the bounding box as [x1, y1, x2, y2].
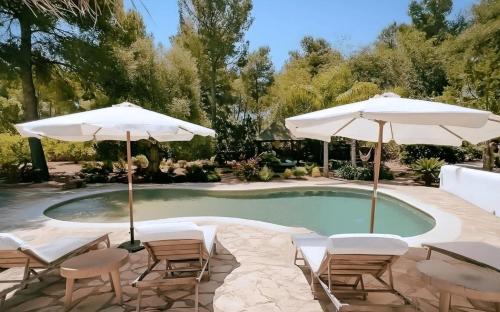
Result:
[45, 187, 435, 237]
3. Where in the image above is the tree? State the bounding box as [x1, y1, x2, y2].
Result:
[290, 36, 341, 76]
[178, 0, 253, 125]
[408, 0, 453, 39]
[240, 46, 274, 132]
[0, 0, 114, 180]
[438, 0, 500, 170]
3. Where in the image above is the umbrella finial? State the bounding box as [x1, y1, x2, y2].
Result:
[373, 92, 401, 99]
[113, 101, 142, 108]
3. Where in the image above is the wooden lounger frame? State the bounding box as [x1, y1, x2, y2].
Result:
[133, 238, 216, 312]
[0, 233, 110, 306]
[306, 253, 414, 311]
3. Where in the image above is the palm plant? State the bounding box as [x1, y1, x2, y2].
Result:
[411, 157, 445, 186]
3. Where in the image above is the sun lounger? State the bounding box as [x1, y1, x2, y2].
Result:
[291, 232, 326, 265]
[299, 233, 413, 311]
[0, 232, 110, 305]
[132, 221, 217, 312]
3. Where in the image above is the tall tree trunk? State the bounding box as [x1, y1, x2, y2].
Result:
[209, 64, 217, 127]
[147, 141, 160, 175]
[350, 139, 357, 167]
[19, 14, 49, 181]
[482, 141, 494, 171]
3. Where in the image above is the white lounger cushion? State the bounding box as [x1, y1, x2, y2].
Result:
[135, 222, 217, 255]
[291, 232, 326, 248]
[33, 236, 103, 263]
[301, 234, 408, 273]
[0, 233, 28, 250]
[0, 233, 104, 264]
[328, 234, 408, 256]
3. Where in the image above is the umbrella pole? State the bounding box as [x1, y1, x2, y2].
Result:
[369, 121, 385, 233]
[323, 141, 329, 177]
[126, 131, 135, 244]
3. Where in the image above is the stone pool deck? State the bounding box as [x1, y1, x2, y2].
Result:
[0, 179, 499, 311]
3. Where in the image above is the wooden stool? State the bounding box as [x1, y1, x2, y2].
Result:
[60, 248, 129, 309]
[417, 260, 500, 312]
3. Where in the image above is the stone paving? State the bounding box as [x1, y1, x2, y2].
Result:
[1, 179, 500, 311]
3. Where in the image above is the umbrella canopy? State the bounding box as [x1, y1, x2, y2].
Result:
[285, 93, 500, 233]
[15, 102, 215, 141]
[15, 102, 215, 250]
[285, 93, 500, 146]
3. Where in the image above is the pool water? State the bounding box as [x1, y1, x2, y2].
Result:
[45, 187, 435, 237]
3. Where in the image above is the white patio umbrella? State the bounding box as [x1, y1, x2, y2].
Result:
[285, 93, 500, 233]
[15, 102, 216, 249]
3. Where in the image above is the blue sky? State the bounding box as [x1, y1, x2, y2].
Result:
[124, 0, 477, 70]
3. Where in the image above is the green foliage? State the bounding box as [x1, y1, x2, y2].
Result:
[185, 161, 207, 182]
[283, 168, 293, 179]
[335, 163, 359, 180]
[258, 165, 274, 181]
[411, 157, 445, 186]
[335, 162, 394, 181]
[0, 134, 31, 169]
[311, 166, 322, 178]
[133, 154, 149, 171]
[206, 171, 221, 182]
[408, 0, 453, 39]
[401, 145, 465, 164]
[258, 152, 281, 170]
[178, 0, 253, 124]
[113, 159, 128, 174]
[42, 139, 95, 163]
[233, 158, 260, 181]
[439, 0, 500, 114]
[293, 166, 308, 178]
[80, 161, 104, 174]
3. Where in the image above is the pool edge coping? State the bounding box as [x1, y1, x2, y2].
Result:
[28, 181, 461, 247]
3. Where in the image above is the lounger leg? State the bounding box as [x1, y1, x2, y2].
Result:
[207, 259, 211, 280]
[136, 289, 142, 312]
[439, 291, 451, 312]
[21, 259, 30, 289]
[64, 278, 75, 309]
[108, 273, 115, 292]
[359, 276, 366, 300]
[195, 283, 199, 312]
[110, 269, 123, 304]
[495, 302, 500, 312]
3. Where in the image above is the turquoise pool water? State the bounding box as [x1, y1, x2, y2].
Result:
[45, 187, 435, 237]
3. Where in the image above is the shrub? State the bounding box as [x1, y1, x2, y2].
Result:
[329, 159, 349, 170]
[206, 171, 221, 182]
[133, 155, 149, 172]
[258, 152, 281, 170]
[81, 161, 103, 174]
[283, 168, 293, 179]
[401, 145, 465, 164]
[293, 166, 308, 178]
[185, 162, 207, 182]
[411, 157, 445, 186]
[311, 167, 322, 177]
[304, 163, 316, 174]
[42, 139, 95, 162]
[335, 162, 394, 181]
[113, 159, 128, 173]
[0, 134, 30, 169]
[335, 163, 359, 180]
[233, 158, 260, 181]
[258, 165, 274, 181]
